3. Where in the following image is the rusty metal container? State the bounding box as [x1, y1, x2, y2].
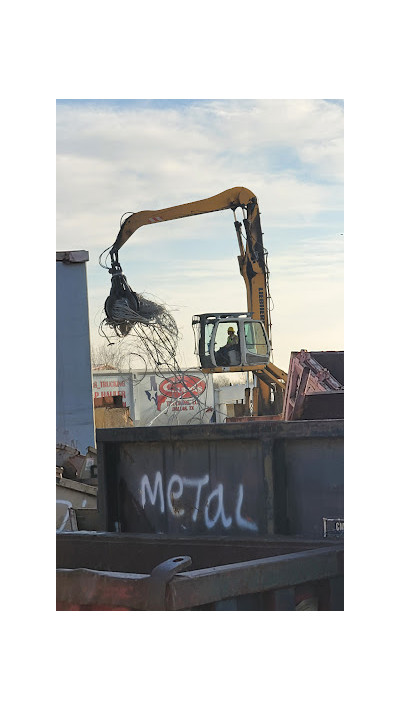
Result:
[57, 419, 344, 611]
[96, 419, 344, 540]
[56, 532, 344, 610]
[282, 350, 344, 421]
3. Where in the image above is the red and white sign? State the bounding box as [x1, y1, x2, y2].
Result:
[157, 375, 206, 410]
[92, 377, 128, 407]
[141, 372, 213, 424]
[92, 370, 214, 426]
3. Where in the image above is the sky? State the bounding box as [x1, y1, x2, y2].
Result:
[56, 99, 344, 373]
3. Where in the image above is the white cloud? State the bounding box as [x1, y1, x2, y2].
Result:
[57, 99, 343, 369]
[57, 99, 343, 236]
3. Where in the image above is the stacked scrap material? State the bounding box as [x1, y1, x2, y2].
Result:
[56, 444, 98, 482]
[282, 350, 344, 421]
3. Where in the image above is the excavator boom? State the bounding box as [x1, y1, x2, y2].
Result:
[112, 187, 257, 254]
[111, 186, 271, 343]
[109, 186, 287, 410]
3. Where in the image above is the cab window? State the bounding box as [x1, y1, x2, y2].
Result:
[244, 322, 269, 356]
[204, 322, 214, 357]
[214, 322, 240, 366]
[214, 322, 238, 350]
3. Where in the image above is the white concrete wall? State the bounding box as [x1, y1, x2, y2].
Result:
[214, 384, 247, 423]
[56, 478, 97, 531]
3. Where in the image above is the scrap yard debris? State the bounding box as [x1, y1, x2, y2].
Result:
[99, 209, 180, 361]
[99, 198, 258, 425]
[99, 248, 179, 366]
[104, 257, 177, 337]
[98, 246, 211, 424]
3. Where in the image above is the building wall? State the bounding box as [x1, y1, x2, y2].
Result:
[92, 371, 134, 415]
[214, 384, 247, 423]
[56, 251, 95, 453]
[94, 406, 133, 428]
[56, 478, 97, 531]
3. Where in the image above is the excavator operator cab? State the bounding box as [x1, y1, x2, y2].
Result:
[192, 313, 271, 370]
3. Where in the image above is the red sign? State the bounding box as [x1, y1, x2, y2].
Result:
[159, 376, 206, 400]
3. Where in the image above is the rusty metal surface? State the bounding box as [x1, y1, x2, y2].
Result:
[96, 419, 344, 538]
[57, 554, 193, 611]
[282, 350, 344, 421]
[56, 568, 148, 610]
[311, 351, 344, 385]
[56, 543, 343, 611]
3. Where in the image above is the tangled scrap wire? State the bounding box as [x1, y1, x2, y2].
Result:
[99, 244, 179, 352]
[105, 288, 180, 366]
[98, 246, 216, 425]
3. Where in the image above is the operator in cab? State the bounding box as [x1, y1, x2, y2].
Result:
[226, 326, 239, 346]
[215, 326, 240, 365]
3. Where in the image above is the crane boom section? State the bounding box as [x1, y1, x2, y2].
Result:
[236, 199, 270, 341]
[112, 187, 256, 253]
[109, 186, 287, 392]
[111, 186, 270, 341]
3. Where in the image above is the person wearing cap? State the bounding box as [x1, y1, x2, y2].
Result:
[226, 326, 239, 346]
[215, 325, 240, 365]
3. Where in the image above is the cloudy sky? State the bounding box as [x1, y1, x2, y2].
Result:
[56, 99, 343, 372]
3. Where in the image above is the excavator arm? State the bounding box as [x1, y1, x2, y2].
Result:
[111, 187, 257, 254]
[109, 187, 287, 405]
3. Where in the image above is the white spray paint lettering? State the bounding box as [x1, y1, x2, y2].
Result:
[204, 484, 232, 529]
[235, 484, 258, 531]
[141, 471, 165, 513]
[56, 499, 72, 532]
[139, 472, 258, 532]
[182, 475, 209, 521]
[167, 474, 185, 516]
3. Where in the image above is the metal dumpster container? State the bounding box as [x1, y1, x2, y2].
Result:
[96, 419, 344, 539]
[56, 532, 344, 610]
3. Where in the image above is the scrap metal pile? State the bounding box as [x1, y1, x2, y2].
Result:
[99, 247, 179, 362]
[98, 250, 213, 425]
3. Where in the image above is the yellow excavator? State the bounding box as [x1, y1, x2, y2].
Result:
[108, 187, 287, 414]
